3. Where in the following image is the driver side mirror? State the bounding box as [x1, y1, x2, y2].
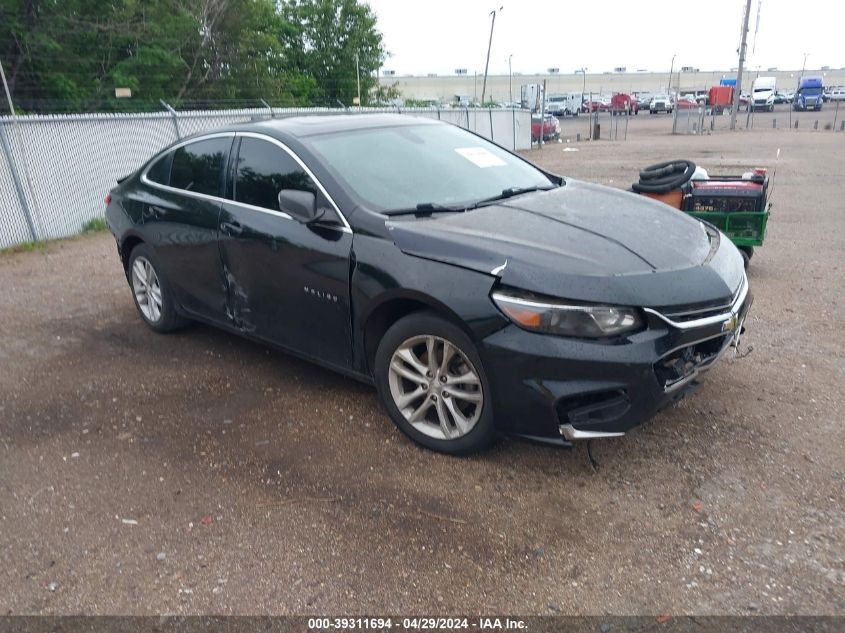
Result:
[277, 189, 324, 224]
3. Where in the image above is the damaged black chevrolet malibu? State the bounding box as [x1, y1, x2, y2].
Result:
[105, 114, 751, 455]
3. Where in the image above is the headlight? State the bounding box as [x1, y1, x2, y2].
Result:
[491, 290, 643, 338]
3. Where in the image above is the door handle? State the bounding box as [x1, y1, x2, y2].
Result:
[221, 220, 243, 235]
[143, 205, 166, 219]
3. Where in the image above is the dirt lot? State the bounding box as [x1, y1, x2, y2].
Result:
[1, 117, 843, 616]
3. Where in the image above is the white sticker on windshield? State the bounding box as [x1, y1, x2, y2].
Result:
[454, 147, 507, 168]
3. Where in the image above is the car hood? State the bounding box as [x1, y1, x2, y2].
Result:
[386, 179, 744, 308]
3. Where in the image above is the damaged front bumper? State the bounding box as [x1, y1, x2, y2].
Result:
[480, 277, 753, 445]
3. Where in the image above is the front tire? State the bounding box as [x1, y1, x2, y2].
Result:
[127, 244, 187, 332]
[374, 312, 495, 455]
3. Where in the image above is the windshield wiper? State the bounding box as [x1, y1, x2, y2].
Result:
[383, 202, 469, 217]
[472, 184, 557, 208]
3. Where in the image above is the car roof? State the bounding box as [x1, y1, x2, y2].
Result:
[224, 113, 440, 140]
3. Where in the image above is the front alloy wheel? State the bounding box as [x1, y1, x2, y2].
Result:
[375, 312, 495, 455]
[388, 335, 483, 440]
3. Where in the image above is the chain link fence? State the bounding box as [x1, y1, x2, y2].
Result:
[0, 106, 531, 249]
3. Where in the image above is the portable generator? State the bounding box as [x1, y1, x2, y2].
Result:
[631, 160, 771, 267]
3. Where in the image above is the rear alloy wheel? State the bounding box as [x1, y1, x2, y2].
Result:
[375, 313, 495, 454]
[127, 244, 186, 332]
[131, 256, 163, 323]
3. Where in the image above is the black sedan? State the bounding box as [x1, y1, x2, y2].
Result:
[105, 114, 751, 455]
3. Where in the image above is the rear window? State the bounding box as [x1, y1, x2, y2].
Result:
[170, 137, 231, 196]
[146, 153, 172, 185]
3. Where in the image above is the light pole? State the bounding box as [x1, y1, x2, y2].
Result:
[668, 53, 676, 96]
[577, 67, 587, 98]
[508, 54, 513, 103]
[480, 5, 503, 106]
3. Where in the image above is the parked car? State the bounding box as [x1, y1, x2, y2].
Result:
[105, 114, 750, 455]
[636, 93, 655, 108]
[675, 96, 699, 110]
[773, 91, 790, 104]
[581, 97, 608, 113]
[531, 114, 561, 141]
[648, 95, 673, 113]
[828, 87, 845, 101]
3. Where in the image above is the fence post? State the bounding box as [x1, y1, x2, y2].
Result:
[0, 122, 38, 241]
[260, 99, 274, 119]
[160, 100, 181, 139]
[512, 108, 516, 150]
[489, 108, 494, 143]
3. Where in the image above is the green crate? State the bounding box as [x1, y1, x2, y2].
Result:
[686, 210, 770, 247]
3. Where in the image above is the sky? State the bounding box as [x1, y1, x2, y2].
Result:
[365, 0, 845, 76]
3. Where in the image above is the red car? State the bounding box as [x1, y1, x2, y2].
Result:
[582, 96, 610, 113]
[675, 97, 699, 110]
[531, 114, 560, 141]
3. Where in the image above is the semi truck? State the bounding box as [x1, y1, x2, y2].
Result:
[751, 76, 777, 112]
[793, 76, 824, 111]
[520, 84, 545, 112]
[708, 86, 734, 114]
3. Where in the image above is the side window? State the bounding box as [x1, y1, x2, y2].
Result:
[146, 152, 172, 185]
[234, 137, 318, 211]
[170, 137, 231, 196]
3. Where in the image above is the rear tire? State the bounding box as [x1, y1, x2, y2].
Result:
[739, 246, 754, 269]
[127, 244, 187, 333]
[374, 312, 495, 455]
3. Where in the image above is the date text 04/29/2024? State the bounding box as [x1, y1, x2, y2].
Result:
[307, 617, 527, 630]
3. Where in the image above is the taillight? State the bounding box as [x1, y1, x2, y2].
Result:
[104, 193, 112, 206]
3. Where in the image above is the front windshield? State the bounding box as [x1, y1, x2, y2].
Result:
[306, 123, 554, 212]
[802, 88, 822, 96]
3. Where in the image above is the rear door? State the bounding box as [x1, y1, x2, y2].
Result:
[141, 135, 233, 323]
[217, 134, 354, 369]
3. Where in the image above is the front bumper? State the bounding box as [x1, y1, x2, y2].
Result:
[480, 278, 752, 445]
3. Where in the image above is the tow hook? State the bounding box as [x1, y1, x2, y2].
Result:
[732, 326, 753, 358]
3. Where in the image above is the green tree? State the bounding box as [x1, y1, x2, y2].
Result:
[281, 0, 386, 106]
[0, 0, 319, 112]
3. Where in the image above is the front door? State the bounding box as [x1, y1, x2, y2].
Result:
[217, 135, 353, 369]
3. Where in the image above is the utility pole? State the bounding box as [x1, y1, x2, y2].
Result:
[508, 54, 513, 103]
[668, 54, 676, 95]
[730, 0, 753, 130]
[480, 6, 503, 106]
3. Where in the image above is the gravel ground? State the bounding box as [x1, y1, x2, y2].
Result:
[0, 117, 843, 616]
